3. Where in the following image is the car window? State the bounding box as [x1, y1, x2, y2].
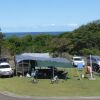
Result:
[0, 65, 10, 68]
[73, 58, 82, 61]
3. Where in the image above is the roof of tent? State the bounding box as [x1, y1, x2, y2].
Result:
[21, 53, 50, 58]
[15, 53, 73, 68]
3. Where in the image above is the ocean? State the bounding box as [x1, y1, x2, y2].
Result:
[4, 32, 65, 38]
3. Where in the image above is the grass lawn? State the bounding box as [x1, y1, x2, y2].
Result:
[0, 68, 100, 96]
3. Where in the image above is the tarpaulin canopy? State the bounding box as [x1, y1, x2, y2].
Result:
[15, 53, 72, 68]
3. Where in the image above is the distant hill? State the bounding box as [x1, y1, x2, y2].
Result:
[4, 31, 65, 37]
[2, 20, 100, 56]
[73, 19, 100, 33]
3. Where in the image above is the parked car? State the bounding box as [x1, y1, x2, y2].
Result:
[0, 62, 14, 77]
[72, 56, 85, 67]
[87, 55, 100, 72]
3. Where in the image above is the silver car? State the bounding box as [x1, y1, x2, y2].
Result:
[0, 62, 14, 77]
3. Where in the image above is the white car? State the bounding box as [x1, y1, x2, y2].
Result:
[72, 56, 85, 67]
[0, 62, 14, 77]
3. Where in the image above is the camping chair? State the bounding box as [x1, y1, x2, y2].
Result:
[51, 75, 59, 84]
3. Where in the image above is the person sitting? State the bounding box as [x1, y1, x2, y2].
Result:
[86, 63, 93, 79]
[86, 63, 92, 74]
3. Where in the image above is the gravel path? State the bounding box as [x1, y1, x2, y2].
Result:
[0, 91, 100, 100]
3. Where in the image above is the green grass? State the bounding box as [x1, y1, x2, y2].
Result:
[0, 68, 100, 96]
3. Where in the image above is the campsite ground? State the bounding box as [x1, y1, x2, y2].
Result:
[0, 68, 100, 97]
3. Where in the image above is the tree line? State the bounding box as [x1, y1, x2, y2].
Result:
[0, 20, 100, 58]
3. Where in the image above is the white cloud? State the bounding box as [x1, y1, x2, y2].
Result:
[51, 24, 56, 26]
[67, 24, 78, 27]
[1, 23, 79, 32]
[37, 24, 56, 27]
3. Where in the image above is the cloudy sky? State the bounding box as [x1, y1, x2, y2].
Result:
[0, 0, 100, 32]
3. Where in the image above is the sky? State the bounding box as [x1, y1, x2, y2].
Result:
[0, 0, 100, 32]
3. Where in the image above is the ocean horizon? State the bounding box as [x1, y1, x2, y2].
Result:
[4, 31, 66, 37]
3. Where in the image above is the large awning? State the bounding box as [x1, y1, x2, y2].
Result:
[15, 53, 73, 68]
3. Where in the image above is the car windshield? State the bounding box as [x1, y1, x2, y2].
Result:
[73, 58, 82, 61]
[0, 65, 10, 68]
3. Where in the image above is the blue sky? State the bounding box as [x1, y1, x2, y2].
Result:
[0, 0, 100, 32]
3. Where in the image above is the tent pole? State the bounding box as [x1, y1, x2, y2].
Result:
[29, 60, 30, 74]
[90, 54, 93, 79]
[16, 63, 18, 76]
[22, 61, 24, 76]
[53, 66, 54, 78]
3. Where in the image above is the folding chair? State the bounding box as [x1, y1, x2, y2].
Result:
[51, 75, 59, 84]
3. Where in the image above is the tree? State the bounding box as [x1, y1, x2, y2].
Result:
[0, 29, 4, 58]
[50, 37, 72, 57]
[70, 20, 100, 55]
[32, 34, 53, 52]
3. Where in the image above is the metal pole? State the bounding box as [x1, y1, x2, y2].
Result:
[28, 60, 30, 74]
[53, 66, 54, 78]
[16, 64, 18, 76]
[90, 55, 93, 78]
[22, 61, 24, 76]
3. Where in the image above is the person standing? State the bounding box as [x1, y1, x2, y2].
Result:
[31, 69, 38, 83]
[86, 63, 93, 78]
